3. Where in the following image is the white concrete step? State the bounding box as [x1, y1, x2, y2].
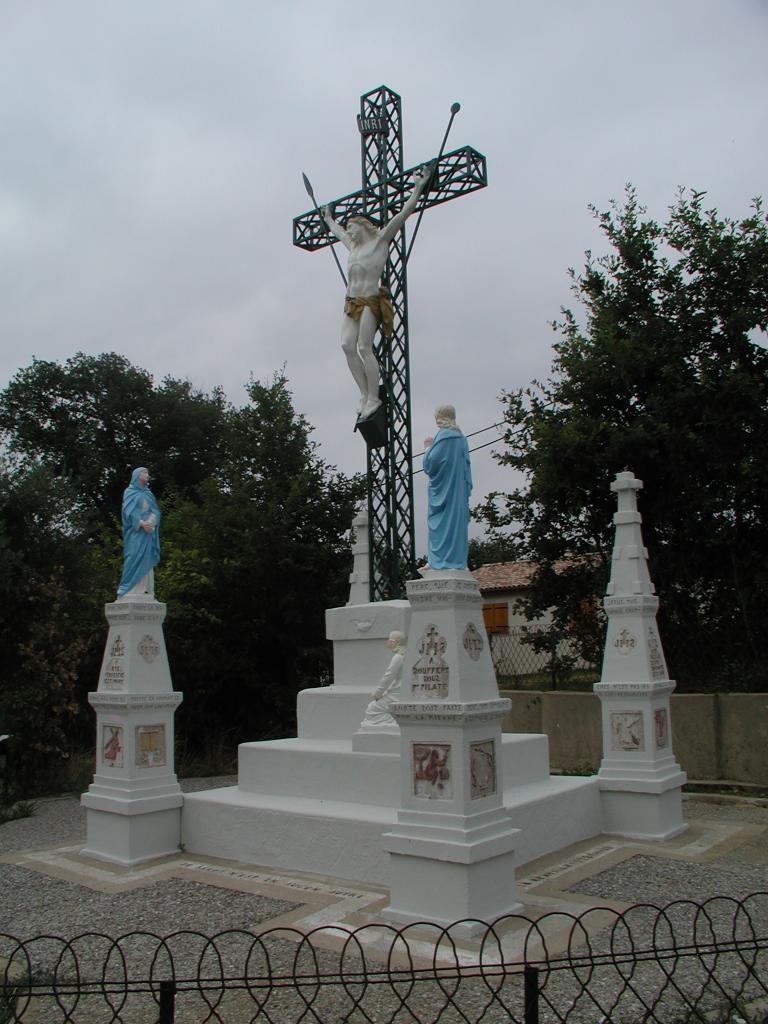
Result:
[236, 733, 552, 806]
[296, 686, 372, 740]
[181, 772, 601, 883]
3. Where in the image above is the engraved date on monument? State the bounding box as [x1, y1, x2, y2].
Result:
[102, 658, 125, 690]
[412, 742, 451, 800]
[109, 634, 125, 658]
[412, 624, 449, 699]
[470, 740, 496, 799]
[613, 629, 637, 654]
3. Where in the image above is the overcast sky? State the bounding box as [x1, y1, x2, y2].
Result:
[1, 1, 766, 552]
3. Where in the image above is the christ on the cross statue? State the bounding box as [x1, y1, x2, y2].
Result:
[321, 164, 432, 419]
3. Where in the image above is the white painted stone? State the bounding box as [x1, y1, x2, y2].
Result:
[81, 599, 183, 865]
[182, 593, 602, 900]
[383, 570, 522, 929]
[346, 506, 370, 606]
[297, 685, 374, 740]
[596, 472, 686, 840]
[325, 600, 410, 687]
[181, 762, 599, 884]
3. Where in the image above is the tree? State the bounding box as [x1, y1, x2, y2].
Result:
[0, 462, 100, 795]
[466, 534, 519, 571]
[160, 373, 363, 745]
[0, 358, 362, 791]
[478, 188, 768, 691]
[0, 352, 229, 522]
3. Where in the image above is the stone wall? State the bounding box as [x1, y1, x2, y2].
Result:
[500, 690, 767, 785]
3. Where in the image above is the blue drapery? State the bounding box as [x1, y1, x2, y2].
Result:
[116, 468, 161, 597]
[423, 428, 472, 569]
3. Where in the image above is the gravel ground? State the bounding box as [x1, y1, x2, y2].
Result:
[1, 785, 766, 1023]
[569, 796, 768, 905]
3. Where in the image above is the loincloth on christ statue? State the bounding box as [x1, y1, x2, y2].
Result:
[343, 287, 394, 337]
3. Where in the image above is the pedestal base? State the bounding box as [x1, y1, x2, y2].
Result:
[82, 799, 183, 866]
[382, 826, 522, 934]
[82, 599, 183, 867]
[599, 780, 687, 840]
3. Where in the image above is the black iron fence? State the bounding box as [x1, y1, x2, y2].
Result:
[2, 893, 766, 1022]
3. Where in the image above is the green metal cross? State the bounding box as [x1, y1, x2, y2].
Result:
[293, 85, 487, 601]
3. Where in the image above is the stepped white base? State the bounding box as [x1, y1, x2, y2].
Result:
[234, 732, 551, 806]
[181, 747, 600, 883]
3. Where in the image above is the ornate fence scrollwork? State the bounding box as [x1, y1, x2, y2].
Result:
[1, 893, 766, 1022]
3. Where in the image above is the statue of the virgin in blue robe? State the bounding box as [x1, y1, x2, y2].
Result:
[116, 467, 161, 599]
[423, 405, 472, 570]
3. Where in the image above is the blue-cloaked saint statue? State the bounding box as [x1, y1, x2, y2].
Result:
[423, 405, 472, 570]
[116, 467, 161, 600]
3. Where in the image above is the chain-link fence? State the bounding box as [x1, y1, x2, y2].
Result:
[489, 625, 598, 689]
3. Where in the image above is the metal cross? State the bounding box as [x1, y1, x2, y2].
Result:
[293, 85, 487, 601]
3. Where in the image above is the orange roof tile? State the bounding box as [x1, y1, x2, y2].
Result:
[473, 557, 597, 594]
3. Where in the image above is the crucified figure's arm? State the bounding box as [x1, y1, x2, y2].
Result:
[379, 163, 433, 245]
[321, 205, 352, 249]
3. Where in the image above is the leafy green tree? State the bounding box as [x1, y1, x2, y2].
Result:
[161, 373, 363, 745]
[467, 534, 519, 570]
[0, 352, 228, 521]
[478, 188, 768, 691]
[0, 359, 362, 790]
[0, 462, 102, 795]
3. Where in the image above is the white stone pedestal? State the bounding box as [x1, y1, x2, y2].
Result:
[596, 472, 686, 840]
[383, 570, 521, 933]
[81, 598, 183, 866]
[346, 506, 370, 606]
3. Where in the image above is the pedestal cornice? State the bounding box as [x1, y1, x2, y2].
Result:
[594, 680, 676, 698]
[390, 699, 510, 725]
[89, 692, 184, 710]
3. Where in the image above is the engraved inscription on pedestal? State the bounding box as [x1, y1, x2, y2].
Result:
[412, 624, 449, 699]
[135, 724, 166, 768]
[654, 708, 669, 749]
[470, 739, 496, 799]
[610, 711, 645, 751]
[102, 725, 123, 767]
[137, 635, 160, 663]
[462, 622, 484, 661]
[613, 629, 637, 655]
[647, 627, 666, 680]
[102, 659, 125, 691]
[412, 742, 451, 800]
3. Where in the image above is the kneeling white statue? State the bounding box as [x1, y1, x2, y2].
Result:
[359, 631, 407, 730]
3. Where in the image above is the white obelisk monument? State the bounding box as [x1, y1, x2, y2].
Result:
[595, 470, 686, 839]
[383, 569, 521, 932]
[82, 598, 183, 865]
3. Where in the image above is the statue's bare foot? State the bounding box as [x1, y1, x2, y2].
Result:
[362, 397, 382, 418]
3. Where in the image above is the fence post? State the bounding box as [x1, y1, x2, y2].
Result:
[158, 979, 176, 1023]
[523, 965, 539, 1024]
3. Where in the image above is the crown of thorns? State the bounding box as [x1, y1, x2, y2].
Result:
[345, 212, 381, 230]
